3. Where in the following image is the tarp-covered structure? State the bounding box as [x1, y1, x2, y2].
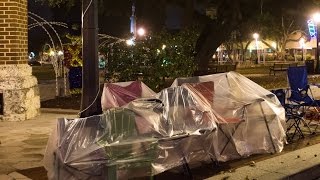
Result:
[44, 72, 286, 179]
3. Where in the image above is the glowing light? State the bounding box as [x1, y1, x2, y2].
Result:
[137, 28, 145, 36]
[272, 42, 277, 49]
[299, 38, 305, 48]
[49, 50, 55, 56]
[29, 52, 35, 60]
[162, 44, 166, 50]
[253, 33, 260, 63]
[57, 50, 64, 56]
[313, 12, 320, 23]
[126, 39, 135, 46]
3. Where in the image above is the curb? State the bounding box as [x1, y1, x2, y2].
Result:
[287, 163, 320, 180]
[0, 171, 32, 180]
[40, 108, 79, 115]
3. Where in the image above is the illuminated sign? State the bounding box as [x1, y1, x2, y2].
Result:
[308, 20, 317, 38]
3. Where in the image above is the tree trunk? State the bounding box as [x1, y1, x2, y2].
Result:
[195, 22, 232, 74]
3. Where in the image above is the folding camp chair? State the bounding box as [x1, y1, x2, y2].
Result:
[100, 108, 158, 180]
[217, 98, 278, 156]
[271, 89, 305, 141]
[183, 81, 277, 158]
[287, 66, 320, 132]
[53, 109, 158, 180]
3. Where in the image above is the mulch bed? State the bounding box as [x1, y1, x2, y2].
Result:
[41, 94, 81, 110]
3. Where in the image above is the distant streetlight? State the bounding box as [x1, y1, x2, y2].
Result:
[272, 42, 277, 49]
[299, 38, 305, 61]
[313, 12, 320, 73]
[49, 50, 55, 56]
[137, 27, 146, 36]
[126, 38, 135, 46]
[57, 50, 64, 56]
[253, 33, 260, 64]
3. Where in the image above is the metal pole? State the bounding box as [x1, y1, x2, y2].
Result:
[255, 38, 259, 64]
[80, 0, 101, 117]
[316, 24, 320, 73]
[302, 47, 304, 61]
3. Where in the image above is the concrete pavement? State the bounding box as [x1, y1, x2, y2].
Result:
[206, 143, 320, 180]
[0, 109, 77, 179]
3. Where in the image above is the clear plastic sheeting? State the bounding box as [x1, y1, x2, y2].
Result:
[44, 72, 286, 179]
[170, 72, 286, 161]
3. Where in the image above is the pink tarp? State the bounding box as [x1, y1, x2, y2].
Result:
[101, 81, 156, 110]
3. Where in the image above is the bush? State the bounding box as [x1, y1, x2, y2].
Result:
[102, 29, 198, 91]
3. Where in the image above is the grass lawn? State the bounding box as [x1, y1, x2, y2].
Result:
[32, 63, 320, 91]
[236, 66, 320, 90]
[236, 65, 270, 75]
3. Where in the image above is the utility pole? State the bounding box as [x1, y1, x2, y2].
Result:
[80, 0, 101, 117]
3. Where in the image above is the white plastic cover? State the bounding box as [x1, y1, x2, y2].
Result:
[44, 72, 286, 179]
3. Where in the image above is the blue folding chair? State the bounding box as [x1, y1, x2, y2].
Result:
[287, 66, 320, 132]
[271, 89, 304, 141]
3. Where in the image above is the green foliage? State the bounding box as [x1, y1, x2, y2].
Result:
[63, 35, 82, 68]
[35, 0, 77, 8]
[102, 29, 198, 91]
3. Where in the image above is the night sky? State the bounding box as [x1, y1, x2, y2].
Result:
[28, 0, 207, 52]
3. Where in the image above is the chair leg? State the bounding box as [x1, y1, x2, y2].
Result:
[286, 118, 296, 142]
[219, 123, 242, 156]
[182, 157, 193, 179]
[107, 165, 117, 180]
[259, 102, 277, 153]
[295, 117, 304, 138]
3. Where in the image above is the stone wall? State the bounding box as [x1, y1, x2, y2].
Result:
[0, 0, 40, 121]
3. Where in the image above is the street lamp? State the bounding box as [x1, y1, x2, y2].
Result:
[299, 38, 305, 61]
[57, 50, 64, 56]
[126, 38, 135, 46]
[137, 27, 146, 36]
[253, 33, 260, 64]
[313, 12, 320, 73]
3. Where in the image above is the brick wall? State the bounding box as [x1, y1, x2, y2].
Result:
[0, 0, 28, 65]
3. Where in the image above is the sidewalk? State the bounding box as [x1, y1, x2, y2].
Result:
[0, 109, 77, 179]
[206, 143, 320, 180]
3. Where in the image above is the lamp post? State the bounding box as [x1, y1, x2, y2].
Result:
[253, 33, 260, 64]
[299, 38, 305, 61]
[313, 13, 320, 73]
[137, 27, 146, 37]
[81, 0, 101, 117]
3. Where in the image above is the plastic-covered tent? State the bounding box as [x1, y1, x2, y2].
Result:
[44, 72, 286, 179]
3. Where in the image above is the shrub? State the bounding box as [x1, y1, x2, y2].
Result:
[102, 29, 198, 91]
